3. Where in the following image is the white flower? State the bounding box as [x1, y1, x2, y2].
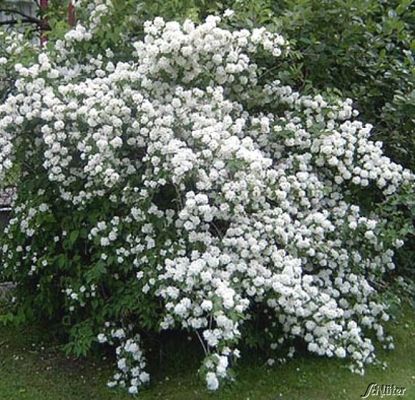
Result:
[100, 237, 110, 246]
[139, 372, 150, 383]
[223, 9, 235, 18]
[206, 372, 219, 391]
[201, 300, 213, 311]
[128, 385, 138, 394]
[97, 333, 107, 343]
[335, 347, 346, 358]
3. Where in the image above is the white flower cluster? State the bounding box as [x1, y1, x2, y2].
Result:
[72, 0, 114, 32]
[97, 326, 149, 395]
[0, 10, 413, 395]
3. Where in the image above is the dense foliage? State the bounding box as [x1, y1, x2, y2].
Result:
[0, 0, 414, 396]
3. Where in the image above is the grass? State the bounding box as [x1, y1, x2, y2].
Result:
[0, 305, 414, 400]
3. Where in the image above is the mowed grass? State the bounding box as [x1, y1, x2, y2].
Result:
[0, 304, 414, 400]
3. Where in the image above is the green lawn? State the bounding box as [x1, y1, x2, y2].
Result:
[0, 306, 414, 400]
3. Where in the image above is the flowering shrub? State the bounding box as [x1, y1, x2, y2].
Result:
[0, 2, 414, 395]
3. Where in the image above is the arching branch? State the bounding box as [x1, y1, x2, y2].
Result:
[0, 8, 42, 25]
[0, 18, 41, 26]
